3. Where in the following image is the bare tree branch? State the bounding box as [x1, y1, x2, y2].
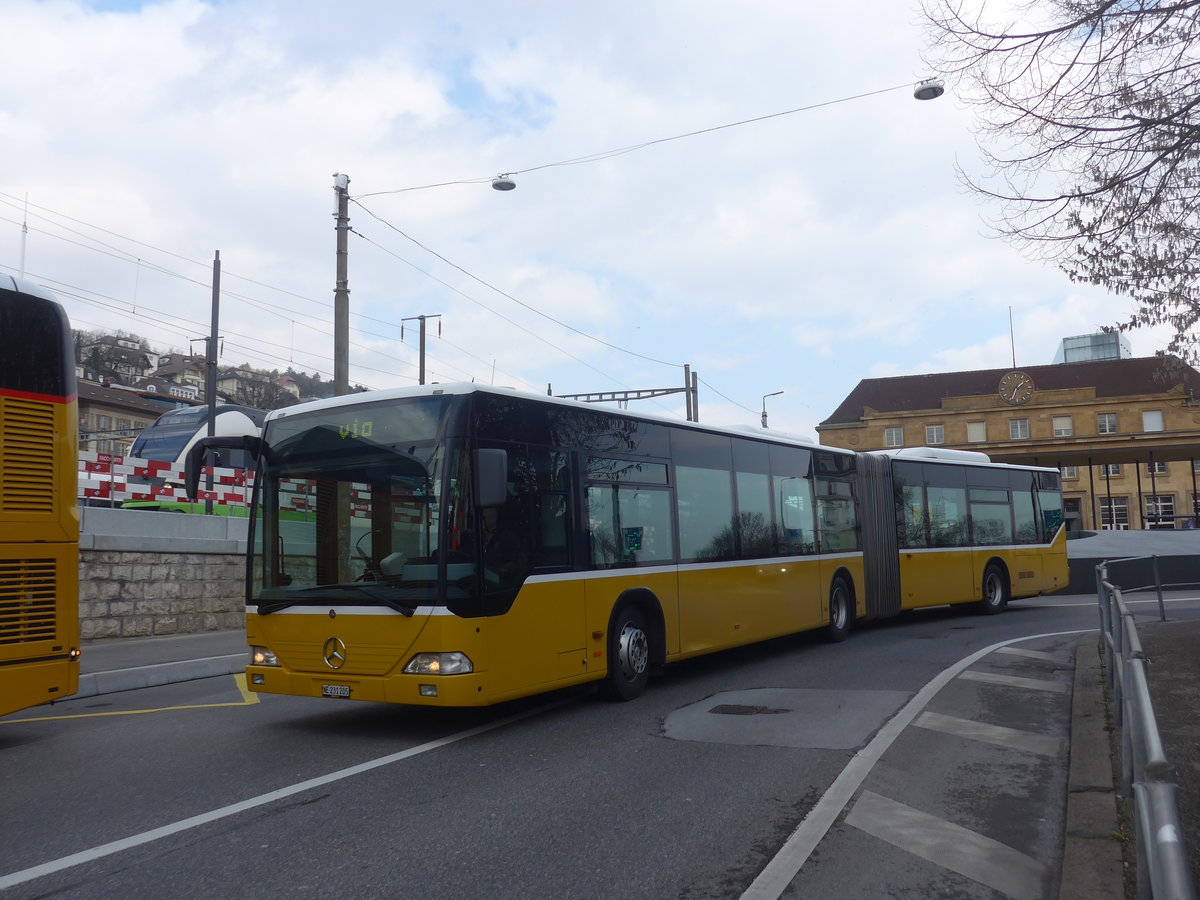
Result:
[923, 0, 1200, 362]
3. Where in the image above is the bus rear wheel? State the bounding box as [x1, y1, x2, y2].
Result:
[977, 564, 1009, 615]
[602, 605, 650, 701]
[825, 576, 853, 643]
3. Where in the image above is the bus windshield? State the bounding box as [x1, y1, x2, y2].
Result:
[251, 395, 470, 613]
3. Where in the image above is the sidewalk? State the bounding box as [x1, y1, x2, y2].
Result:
[76, 629, 246, 699]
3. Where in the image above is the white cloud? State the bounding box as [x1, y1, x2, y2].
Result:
[0, 0, 1161, 442]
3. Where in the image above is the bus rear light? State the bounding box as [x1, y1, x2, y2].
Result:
[69, 648, 81, 661]
[403, 652, 473, 676]
[250, 646, 280, 667]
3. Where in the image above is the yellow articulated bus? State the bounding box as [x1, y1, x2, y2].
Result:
[0, 276, 80, 717]
[186, 384, 1066, 707]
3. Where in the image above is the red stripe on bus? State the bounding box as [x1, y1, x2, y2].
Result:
[0, 386, 76, 404]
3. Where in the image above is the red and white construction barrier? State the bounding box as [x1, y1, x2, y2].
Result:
[77, 452, 253, 506]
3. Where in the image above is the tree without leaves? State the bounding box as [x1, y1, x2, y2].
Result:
[922, 0, 1200, 363]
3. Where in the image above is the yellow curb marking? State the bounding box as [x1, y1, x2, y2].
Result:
[0, 674, 259, 723]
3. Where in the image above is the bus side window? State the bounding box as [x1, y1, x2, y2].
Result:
[817, 479, 859, 552]
[586, 484, 672, 567]
[776, 476, 814, 555]
[534, 494, 569, 568]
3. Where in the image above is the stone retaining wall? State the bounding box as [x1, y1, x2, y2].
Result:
[79, 507, 249, 641]
[79, 549, 245, 640]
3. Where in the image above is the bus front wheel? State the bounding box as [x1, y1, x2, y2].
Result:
[977, 564, 1009, 615]
[825, 576, 853, 643]
[602, 605, 650, 701]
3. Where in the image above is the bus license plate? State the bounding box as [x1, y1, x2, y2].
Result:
[322, 684, 351, 699]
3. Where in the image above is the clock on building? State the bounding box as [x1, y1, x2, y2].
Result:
[998, 371, 1035, 405]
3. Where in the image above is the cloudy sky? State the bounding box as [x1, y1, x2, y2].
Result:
[1, 0, 1168, 439]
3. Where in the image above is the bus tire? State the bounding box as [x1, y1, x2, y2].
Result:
[601, 604, 651, 701]
[825, 576, 853, 643]
[977, 564, 1009, 615]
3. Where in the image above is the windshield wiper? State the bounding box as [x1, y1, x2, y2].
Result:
[256, 583, 416, 617]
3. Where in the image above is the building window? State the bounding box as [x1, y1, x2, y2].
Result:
[966, 421, 987, 443]
[1101, 463, 1123, 477]
[1052, 416, 1073, 437]
[1061, 466, 1078, 479]
[885, 426, 904, 448]
[1010, 418, 1030, 440]
[1145, 495, 1176, 529]
[1142, 410, 1164, 432]
[1097, 412, 1118, 434]
[1100, 497, 1129, 530]
[925, 424, 944, 445]
[1147, 461, 1168, 475]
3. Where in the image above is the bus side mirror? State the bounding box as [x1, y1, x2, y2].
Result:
[185, 435, 264, 499]
[473, 449, 508, 508]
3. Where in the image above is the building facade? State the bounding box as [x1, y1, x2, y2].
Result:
[816, 356, 1200, 532]
[78, 381, 175, 456]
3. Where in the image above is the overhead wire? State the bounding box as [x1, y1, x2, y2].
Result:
[352, 199, 682, 369]
[2, 79, 926, 418]
[357, 81, 916, 193]
[0, 198, 632, 394]
[348, 225, 651, 394]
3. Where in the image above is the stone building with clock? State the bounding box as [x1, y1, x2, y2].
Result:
[815, 351, 1200, 532]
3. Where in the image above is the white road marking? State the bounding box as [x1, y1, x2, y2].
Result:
[845, 790, 1049, 900]
[739, 628, 1088, 900]
[959, 670, 1068, 693]
[996, 647, 1065, 663]
[0, 699, 565, 891]
[914, 710, 1064, 757]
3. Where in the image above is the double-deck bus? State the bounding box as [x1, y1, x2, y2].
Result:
[187, 384, 1066, 707]
[0, 275, 80, 716]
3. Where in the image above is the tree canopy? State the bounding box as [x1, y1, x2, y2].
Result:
[922, 0, 1200, 362]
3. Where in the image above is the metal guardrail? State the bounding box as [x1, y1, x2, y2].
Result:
[1097, 561, 1196, 900]
[1102, 554, 1200, 624]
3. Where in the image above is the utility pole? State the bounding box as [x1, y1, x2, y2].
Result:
[333, 173, 350, 395]
[205, 251, 221, 514]
[401, 314, 441, 385]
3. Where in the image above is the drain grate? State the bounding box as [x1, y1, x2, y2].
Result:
[709, 704, 791, 716]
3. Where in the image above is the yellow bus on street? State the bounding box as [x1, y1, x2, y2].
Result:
[0, 275, 80, 716]
[188, 384, 1066, 707]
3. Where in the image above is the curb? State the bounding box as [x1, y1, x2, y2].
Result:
[75, 654, 246, 700]
[1059, 637, 1125, 900]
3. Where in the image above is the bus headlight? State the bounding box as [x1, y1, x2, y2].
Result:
[403, 652, 473, 675]
[250, 646, 280, 667]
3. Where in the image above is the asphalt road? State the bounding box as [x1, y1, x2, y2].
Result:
[0, 594, 1185, 899]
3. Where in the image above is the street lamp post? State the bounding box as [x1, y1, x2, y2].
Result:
[762, 391, 783, 429]
[331, 172, 514, 395]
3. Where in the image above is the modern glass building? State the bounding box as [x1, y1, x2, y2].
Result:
[1053, 332, 1132, 364]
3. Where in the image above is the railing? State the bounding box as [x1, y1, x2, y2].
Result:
[1097, 562, 1196, 900]
[1102, 554, 1200, 624]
